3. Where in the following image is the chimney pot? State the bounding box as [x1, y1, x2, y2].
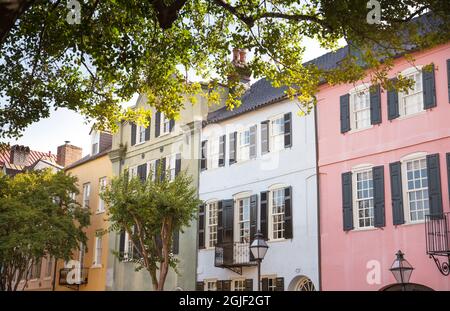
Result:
[239, 49, 247, 64]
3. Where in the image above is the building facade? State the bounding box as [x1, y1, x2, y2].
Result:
[317, 42, 450, 290]
[196, 78, 320, 291]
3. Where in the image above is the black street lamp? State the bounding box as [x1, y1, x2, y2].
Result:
[389, 250, 414, 291]
[250, 230, 269, 291]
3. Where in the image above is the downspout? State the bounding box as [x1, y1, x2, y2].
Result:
[194, 120, 201, 290]
[313, 105, 322, 291]
[52, 257, 57, 291]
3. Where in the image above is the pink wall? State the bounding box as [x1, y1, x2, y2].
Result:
[317, 43, 450, 290]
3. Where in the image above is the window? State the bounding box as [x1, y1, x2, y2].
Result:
[262, 276, 277, 291]
[91, 130, 100, 155]
[138, 125, 146, 144]
[209, 137, 220, 169]
[166, 154, 177, 181]
[271, 116, 285, 151]
[206, 201, 218, 248]
[45, 256, 53, 278]
[350, 87, 371, 130]
[404, 157, 429, 222]
[238, 129, 250, 161]
[82, 183, 91, 208]
[128, 166, 137, 179]
[232, 279, 246, 291]
[399, 68, 423, 116]
[98, 177, 107, 213]
[162, 113, 171, 135]
[94, 233, 102, 266]
[124, 230, 134, 260]
[354, 169, 374, 228]
[271, 189, 285, 240]
[79, 243, 85, 268]
[205, 280, 217, 291]
[237, 197, 251, 243]
[31, 259, 41, 279]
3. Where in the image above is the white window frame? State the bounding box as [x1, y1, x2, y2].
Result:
[268, 184, 288, 241]
[233, 191, 252, 243]
[401, 152, 429, 223]
[237, 127, 251, 162]
[205, 200, 219, 249]
[93, 233, 102, 267]
[351, 164, 375, 230]
[231, 278, 246, 291]
[91, 130, 100, 155]
[147, 160, 157, 182]
[128, 166, 137, 180]
[97, 177, 107, 213]
[349, 85, 372, 131]
[204, 279, 218, 291]
[123, 231, 134, 261]
[82, 183, 91, 208]
[398, 66, 424, 118]
[209, 136, 220, 169]
[262, 275, 278, 291]
[137, 125, 146, 144]
[160, 112, 171, 136]
[269, 114, 285, 152]
[166, 154, 177, 181]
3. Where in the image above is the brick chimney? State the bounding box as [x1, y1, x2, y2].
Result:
[230, 48, 251, 85]
[57, 141, 82, 167]
[10, 145, 30, 166]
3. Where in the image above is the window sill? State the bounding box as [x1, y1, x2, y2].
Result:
[29, 278, 38, 282]
[90, 264, 102, 269]
[351, 226, 379, 232]
[95, 210, 105, 215]
[267, 238, 288, 243]
[43, 277, 52, 281]
[348, 125, 373, 135]
[397, 220, 426, 227]
[397, 110, 426, 120]
[134, 141, 146, 147]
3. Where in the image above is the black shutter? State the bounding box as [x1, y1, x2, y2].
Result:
[260, 191, 268, 240]
[390, 162, 405, 225]
[372, 166, 385, 227]
[245, 279, 253, 291]
[275, 277, 284, 291]
[198, 204, 205, 249]
[447, 153, 450, 201]
[229, 132, 237, 165]
[218, 135, 226, 167]
[137, 163, 147, 182]
[201, 140, 207, 171]
[155, 159, 160, 181]
[249, 194, 258, 261]
[342, 172, 353, 231]
[217, 201, 223, 245]
[222, 199, 234, 243]
[159, 157, 166, 182]
[370, 84, 382, 124]
[261, 121, 270, 154]
[261, 278, 269, 291]
[175, 153, 181, 176]
[119, 231, 126, 257]
[387, 78, 399, 120]
[447, 59, 450, 103]
[427, 153, 443, 216]
[284, 187, 293, 239]
[145, 117, 151, 141]
[155, 111, 161, 137]
[169, 119, 175, 132]
[172, 230, 179, 254]
[340, 94, 351, 133]
[249, 125, 257, 158]
[284, 112, 292, 147]
[423, 64, 436, 109]
[216, 280, 223, 291]
[131, 123, 137, 146]
[196, 281, 204, 291]
[222, 280, 231, 291]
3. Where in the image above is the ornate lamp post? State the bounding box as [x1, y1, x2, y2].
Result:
[250, 230, 269, 291]
[389, 250, 414, 291]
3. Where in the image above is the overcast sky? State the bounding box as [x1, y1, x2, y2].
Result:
[4, 38, 341, 156]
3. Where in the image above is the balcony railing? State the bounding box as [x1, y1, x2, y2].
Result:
[59, 267, 89, 286]
[425, 212, 450, 276]
[215, 242, 257, 268]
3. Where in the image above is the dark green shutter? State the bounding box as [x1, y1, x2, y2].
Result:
[260, 191, 268, 240]
[229, 132, 237, 165]
[447, 59, 450, 103]
[423, 64, 436, 109]
[275, 277, 284, 291]
[342, 172, 353, 230]
[175, 153, 181, 176]
[370, 84, 382, 124]
[155, 159, 160, 181]
[284, 187, 293, 239]
[119, 231, 126, 257]
[137, 163, 147, 182]
[196, 281, 204, 291]
[261, 278, 269, 291]
[284, 113, 292, 147]
[261, 121, 270, 154]
[131, 123, 137, 146]
[218, 135, 226, 167]
[340, 94, 351, 133]
[159, 157, 166, 182]
[447, 153, 450, 201]
[426, 153, 443, 216]
[198, 204, 205, 249]
[169, 119, 175, 132]
[249, 125, 257, 158]
[249, 194, 258, 260]
[216, 280, 223, 291]
[172, 230, 179, 254]
[145, 117, 151, 141]
[155, 111, 161, 137]
[217, 201, 223, 244]
[390, 162, 405, 225]
[372, 166, 385, 227]
[387, 78, 399, 120]
[222, 280, 232, 291]
[222, 199, 234, 243]
[245, 279, 253, 291]
[201, 140, 207, 171]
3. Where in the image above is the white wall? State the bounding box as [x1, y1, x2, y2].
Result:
[198, 99, 319, 290]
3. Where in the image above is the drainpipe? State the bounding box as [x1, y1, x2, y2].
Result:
[52, 257, 57, 291]
[313, 105, 322, 291]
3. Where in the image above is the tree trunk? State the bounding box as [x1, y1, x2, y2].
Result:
[157, 217, 173, 291]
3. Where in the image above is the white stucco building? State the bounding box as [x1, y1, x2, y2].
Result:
[196, 78, 319, 291]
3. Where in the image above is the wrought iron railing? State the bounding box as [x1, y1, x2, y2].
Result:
[215, 242, 256, 267]
[425, 212, 450, 276]
[59, 267, 89, 286]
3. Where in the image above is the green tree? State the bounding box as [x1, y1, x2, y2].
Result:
[1, 1, 449, 138]
[0, 169, 90, 291]
[102, 166, 201, 291]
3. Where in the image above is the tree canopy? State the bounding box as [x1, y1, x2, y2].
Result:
[0, 0, 449, 138]
[0, 169, 90, 291]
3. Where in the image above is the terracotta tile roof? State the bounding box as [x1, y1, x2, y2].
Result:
[0, 145, 59, 172]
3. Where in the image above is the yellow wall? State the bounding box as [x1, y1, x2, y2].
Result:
[55, 152, 112, 291]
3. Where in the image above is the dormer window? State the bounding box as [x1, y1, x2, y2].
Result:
[91, 131, 100, 155]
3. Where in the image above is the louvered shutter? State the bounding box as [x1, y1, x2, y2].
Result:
[218, 135, 226, 167]
[198, 204, 205, 249]
[284, 187, 293, 239]
[175, 153, 181, 176]
[249, 125, 257, 158]
[426, 153, 443, 216]
[372, 166, 385, 227]
[196, 281, 204, 291]
[390, 162, 405, 225]
[131, 123, 137, 146]
[155, 111, 161, 137]
[260, 191, 268, 240]
[275, 277, 284, 291]
[387, 78, 399, 120]
[169, 119, 175, 132]
[370, 84, 382, 124]
[340, 94, 351, 133]
[201, 140, 207, 171]
[261, 278, 269, 291]
[172, 230, 179, 254]
[342, 172, 353, 230]
[245, 279, 253, 291]
[119, 231, 126, 257]
[145, 117, 151, 141]
[229, 132, 237, 165]
[284, 113, 292, 147]
[423, 64, 436, 109]
[261, 121, 270, 154]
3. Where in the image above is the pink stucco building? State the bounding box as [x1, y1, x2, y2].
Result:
[317, 42, 450, 290]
